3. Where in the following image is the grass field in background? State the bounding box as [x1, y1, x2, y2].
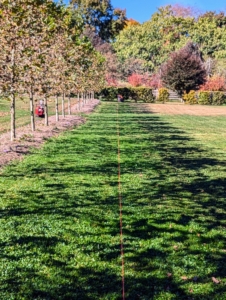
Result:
[0, 96, 79, 134]
[0, 102, 226, 299]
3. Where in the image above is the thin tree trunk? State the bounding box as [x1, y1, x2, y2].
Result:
[10, 47, 16, 141]
[44, 95, 48, 126]
[29, 89, 35, 132]
[62, 92, 65, 118]
[55, 94, 59, 122]
[10, 94, 16, 141]
[78, 93, 80, 110]
[68, 94, 71, 115]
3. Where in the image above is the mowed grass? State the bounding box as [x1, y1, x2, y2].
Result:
[1, 102, 226, 299]
[0, 96, 79, 134]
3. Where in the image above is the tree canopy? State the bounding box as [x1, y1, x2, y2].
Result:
[113, 5, 226, 73]
[70, 0, 127, 41]
[160, 42, 207, 95]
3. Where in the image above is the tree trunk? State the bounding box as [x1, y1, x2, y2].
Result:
[62, 92, 65, 118]
[29, 90, 35, 132]
[10, 94, 16, 141]
[55, 94, 59, 122]
[78, 93, 80, 110]
[10, 47, 16, 141]
[44, 95, 48, 126]
[68, 95, 71, 115]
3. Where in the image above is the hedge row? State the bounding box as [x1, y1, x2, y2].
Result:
[183, 91, 226, 105]
[99, 87, 155, 103]
[99, 87, 226, 105]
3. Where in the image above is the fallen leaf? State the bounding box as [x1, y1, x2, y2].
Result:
[173, 245, 178, 250]
[189, 288, 193, 293]
[212, 277, 221, 284]
[181, 276, 188, 280]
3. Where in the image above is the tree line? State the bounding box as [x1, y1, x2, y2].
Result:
[111, 4, 226, 94]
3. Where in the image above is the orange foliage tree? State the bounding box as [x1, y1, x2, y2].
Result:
[199, 75, 226, 91]
[124, 18, 140, 28]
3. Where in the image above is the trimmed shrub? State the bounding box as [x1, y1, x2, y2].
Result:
[183, 90, 197, 104]
[158, 88, 169, 103]
[100, 87, 118, 101]
[131, 87, 155, 103]
[98, 87, 154, 102]
[212, 91, 226, 105]
[198, 91, 211, 105]
[118, 87, 132, 100]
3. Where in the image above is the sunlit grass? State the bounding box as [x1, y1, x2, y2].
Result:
[0, 95, 79, 134]
[0, 102, 226, 299]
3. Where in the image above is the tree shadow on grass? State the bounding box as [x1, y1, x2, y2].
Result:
[1, 103, 226, 299]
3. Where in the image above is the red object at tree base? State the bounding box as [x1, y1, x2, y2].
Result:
[35, 105, 44, 117]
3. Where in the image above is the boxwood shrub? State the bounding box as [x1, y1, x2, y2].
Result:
[211, 91, 226, 105]
[98, 87, 154, 102]
[183, 90, 197, 104]
[158, 88, 169, 103]
[198, 91, 211, 105]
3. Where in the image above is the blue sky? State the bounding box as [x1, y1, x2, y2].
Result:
[62, 0, 226, 23]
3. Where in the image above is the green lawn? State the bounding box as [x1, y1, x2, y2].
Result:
[0, 102, 226, 299]
[0, 96, 79, 134]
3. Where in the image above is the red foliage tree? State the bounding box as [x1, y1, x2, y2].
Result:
[160, 42, 207, 95]
[128, 73, 143, 87]
[142, 73, 163, 89]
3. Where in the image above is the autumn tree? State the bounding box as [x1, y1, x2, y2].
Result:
[200, 75, 225, 91]
[0, 0, 29, 140]
[83, 26, 120, 85]
[161, 42, 207, 95]
[170, 3, 198, 18]
[21, 0, 63, 131]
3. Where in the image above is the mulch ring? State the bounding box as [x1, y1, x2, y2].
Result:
[0, 99, 100, 170]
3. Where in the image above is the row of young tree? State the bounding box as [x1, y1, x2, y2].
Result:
[0, 0, 109, 141]
[3, 1, 224, 143]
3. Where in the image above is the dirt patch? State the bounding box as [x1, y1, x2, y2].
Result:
[0, 99, 100, 170]
[0, 112, 9, 117]
[136, 103, 226, 116]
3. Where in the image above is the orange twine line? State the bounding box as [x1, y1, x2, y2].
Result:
[117, 102, 125, 300]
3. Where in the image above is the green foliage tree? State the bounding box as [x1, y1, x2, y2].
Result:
[160, 42, 207, 95]
[192, 12, 226, 59]
[113, 5, 226, 76]
[70, 0, 127, 41]
[113, 5, 194, 72]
